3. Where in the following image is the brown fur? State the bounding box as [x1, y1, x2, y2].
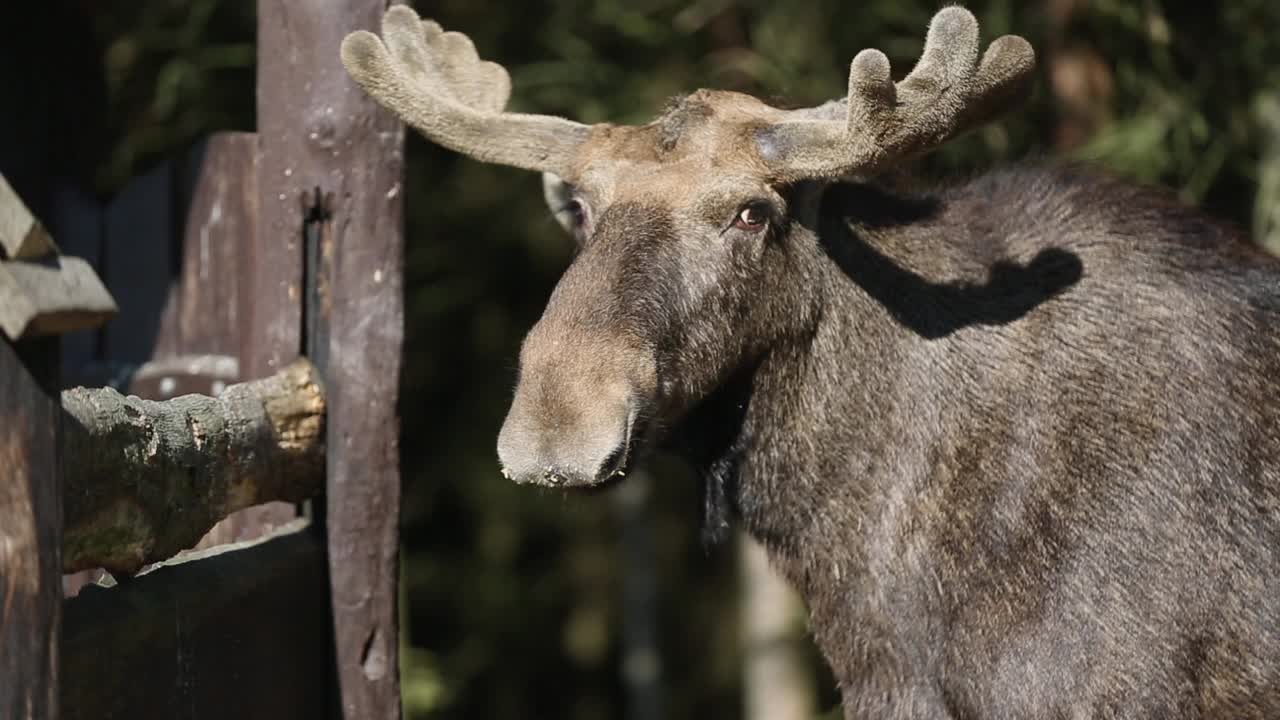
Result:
[344, 7, 1280, 717]
[507, 152, 1280, 718]
[714, 170, 1280, 718]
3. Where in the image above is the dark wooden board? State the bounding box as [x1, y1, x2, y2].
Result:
[256, 2, 405, 717]
[49, 184, 104, 377]
[0, 337, 62, 719]
[100, 163, 172, 363]
[61, 524, 330, 720]
[58, 132, 256, 380]
[155, 133, 257, 359]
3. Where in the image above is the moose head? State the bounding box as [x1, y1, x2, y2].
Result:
[340, 6, 1034, 489]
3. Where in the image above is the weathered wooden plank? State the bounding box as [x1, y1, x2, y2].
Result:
[61, 354, 239, 398]
[0, 163, 115, 344]
[246, 25, 305, 381]
[61, 569, 109, 600]
[101, 163, 173, 363]
[0, 336, 62, 720]
[62, 522, 330, 720]
[127, 353, 240, 399]
[0, 255, 117, 340]
[192, 502, 299, 549]
[257, 2, 404, 717]
[61, 359, 325, 574]
[155, 133, 257, 359]
[0, 172, 57, 259]
[324, 82, 405, 720]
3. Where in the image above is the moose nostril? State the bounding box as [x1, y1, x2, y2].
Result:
[543, 467, 568, 486]
[597, 441, 629, 482]
[596, 403, 639, 482]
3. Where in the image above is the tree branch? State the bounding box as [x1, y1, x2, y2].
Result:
[60, 359, 325, 574]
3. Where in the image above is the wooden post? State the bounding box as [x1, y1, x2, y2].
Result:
[1, 167, 114, 719]
[0, 337, 62, 720]
[157, 134, 258, 361]
[257, 1, 405, 717]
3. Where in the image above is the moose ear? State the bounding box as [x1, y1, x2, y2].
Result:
[542, 172, 577, 234]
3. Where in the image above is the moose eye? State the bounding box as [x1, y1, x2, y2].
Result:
[564, 199, 588, 229]
[732, 204, 769, 231]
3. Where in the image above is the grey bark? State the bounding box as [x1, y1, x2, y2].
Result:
[60, 358, 325, 574]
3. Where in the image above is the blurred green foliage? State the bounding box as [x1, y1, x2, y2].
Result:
[64, 1, 1280, 718]
[87, 0, 256, 191]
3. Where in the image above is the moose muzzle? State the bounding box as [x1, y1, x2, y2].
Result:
[497, 328, 657, 488]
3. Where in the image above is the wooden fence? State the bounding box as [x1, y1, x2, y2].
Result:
[0, 2, 404, 718]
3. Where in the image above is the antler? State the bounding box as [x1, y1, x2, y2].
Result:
[340, 5, 591, 178]
[756, 7, 1035, 182]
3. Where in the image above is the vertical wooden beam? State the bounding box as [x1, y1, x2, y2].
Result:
[247, 26, 305, 381]
[325, 121, 404, 719]
[0, 337, 61, 720]
[257, 2, 404, 718]
[157, 133, 257, 360]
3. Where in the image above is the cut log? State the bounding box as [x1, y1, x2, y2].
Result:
[60, 358, 325, 574]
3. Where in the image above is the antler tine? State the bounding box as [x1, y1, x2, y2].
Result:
[757, 7, 1035, 183]
[341, 5, 591, 178]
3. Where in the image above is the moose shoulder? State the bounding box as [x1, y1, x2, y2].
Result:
[343, 7, 1280, 719]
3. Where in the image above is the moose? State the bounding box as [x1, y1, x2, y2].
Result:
[343, 6, 1280, 718]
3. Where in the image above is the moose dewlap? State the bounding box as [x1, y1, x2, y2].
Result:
[345, 6, 1280, 719]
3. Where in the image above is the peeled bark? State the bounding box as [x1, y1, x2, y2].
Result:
[60, 359, 324, 574]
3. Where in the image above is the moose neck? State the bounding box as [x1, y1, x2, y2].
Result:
[687, 179, 983, 596]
